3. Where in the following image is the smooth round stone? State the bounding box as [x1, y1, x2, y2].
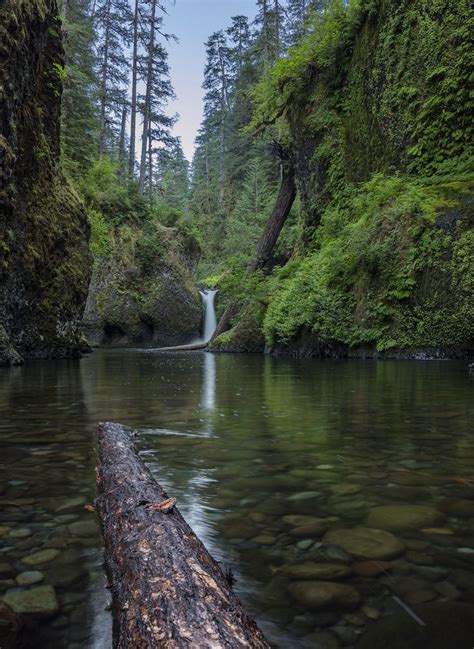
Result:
[362, 605, 381, 619]
[405, 589, 437, 605]
[22, 548, 60, 566]
[0, 526, 10, 537]
[421, 527, 454, 536]
[406, 551, 434, 566]
[289, 520, 331, 538]
[251, 535, 276, 546]
[248, 512, 266, 524]
[288, 491, 321, 502]
[297, 539, 314, 550]
[55, 497, 87, 513]
[222, 521, 256, 540]
[330, 484, 362, 497]
[4, 585, 59, 615]
[353, 560, 393, 577]
[68, 520, 97, 537]
[283, 515, 321, 527]
[440, 499, 474, 518]
[289, 581, 360, 610]
[8, 528, 33, 539]
[434, 581, 460, 599]
[356, 602, 474, 649]
[16, 571, 44, 586]
[366, 505, 444, 532]
[323, 527, 405, 560]
[280, 562, 352, 580]
[302, 631, 340, 649]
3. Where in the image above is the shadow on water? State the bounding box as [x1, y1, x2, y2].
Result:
[1, 351, 473, 647]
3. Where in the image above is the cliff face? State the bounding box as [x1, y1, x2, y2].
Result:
[224, 0, 473, 358]
[0, 0, 92, 365]
[83, 223, 202, 347]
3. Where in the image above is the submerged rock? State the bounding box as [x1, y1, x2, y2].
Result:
[280, 562, 352, 580]
[366, 505, 444, 532]
[15, 571, 44, 586]
[288, 580, 360, 610]
[21, 549, 60, 566]
[323, 527, 405, 560]
[4, 585, 59, 616]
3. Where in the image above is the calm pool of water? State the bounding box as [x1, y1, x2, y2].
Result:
[1, 350, 473, 647]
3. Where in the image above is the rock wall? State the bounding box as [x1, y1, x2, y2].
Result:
[0, 0, 92, 365]
[83, 224, 202, 347]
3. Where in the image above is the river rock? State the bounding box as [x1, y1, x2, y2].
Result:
[283, 515, 322, 527]
[330, 484, 362, 497]
[68, 520, 97, 537]
[366, 505, 444, 532]
[323, 527, 405, 560]
[15, 571, 44, 586]
[55, 497, 87, 513]
[406, 551, 434, 566]
[405, 589, 437, 605]
[281, 562, 352, 580]
[289, 520, 331, 538]
[251, 535, 276, 546]
[302, 631, 340, 649]
[4, 585, 59, 616]
[353, 560, 393, 577]
[288, 581, 360, 610]
[8, 528, 33, 539]
[288, 491, 322, 502]
[439, 499, 474, 518]
[21, 548, 60, 566]
[0, 526, 10, 537]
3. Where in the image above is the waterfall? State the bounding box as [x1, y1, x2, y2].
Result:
[198, 289, 218, 343]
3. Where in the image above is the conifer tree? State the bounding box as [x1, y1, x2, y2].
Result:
[61, 0, 98, 176]
[138, 0, 176, 194]
[94, 0, 132, 156]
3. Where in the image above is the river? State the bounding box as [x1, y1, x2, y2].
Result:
[0, 350, 473, 647]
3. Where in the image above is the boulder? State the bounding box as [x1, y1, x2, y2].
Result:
[323, 527, 405, 560]
[281, 562, 352, 580]
[4, 585, 59, 616]
[289, 581, 360, 610]
[366, 505, 444, 532]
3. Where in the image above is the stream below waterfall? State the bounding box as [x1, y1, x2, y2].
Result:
[0, 352, 473, 648]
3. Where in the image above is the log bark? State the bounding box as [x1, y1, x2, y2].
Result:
[212, 158, 296, 341]
[157, 342, 208, 352]
[95, 422, 270, 649]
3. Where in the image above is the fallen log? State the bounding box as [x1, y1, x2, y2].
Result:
[157, 342, 208, 352]
[95, 422, 270, 649]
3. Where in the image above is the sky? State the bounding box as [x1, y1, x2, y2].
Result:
[163, 0, 258, 161]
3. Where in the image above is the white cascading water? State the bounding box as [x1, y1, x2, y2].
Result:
[198, 289, 218, 343]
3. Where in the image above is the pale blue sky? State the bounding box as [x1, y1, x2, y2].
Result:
[163, 0, 257, 160]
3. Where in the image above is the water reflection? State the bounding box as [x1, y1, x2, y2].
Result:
[0, 351, 473, 647]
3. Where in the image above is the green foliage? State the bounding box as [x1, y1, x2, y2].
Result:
[264, 173, 474, 350]
[88, 208, 110, 257]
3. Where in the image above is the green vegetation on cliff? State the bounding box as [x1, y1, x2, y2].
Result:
[205, 0, 474, 355]
[0, 0, 91, 365]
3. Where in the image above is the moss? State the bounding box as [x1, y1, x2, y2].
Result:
[241, 0, 474, 356]
[0, 0, 92, 363]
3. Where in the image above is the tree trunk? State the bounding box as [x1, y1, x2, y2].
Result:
[95, 422, 270, 649]
[129, 0, 139, 176]
[139, 0, 157, 193]
[99, 0, 112, 157]
[212, 159, 296, 341]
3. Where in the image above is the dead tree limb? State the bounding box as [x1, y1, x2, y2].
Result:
[95, 422, 270, 649]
